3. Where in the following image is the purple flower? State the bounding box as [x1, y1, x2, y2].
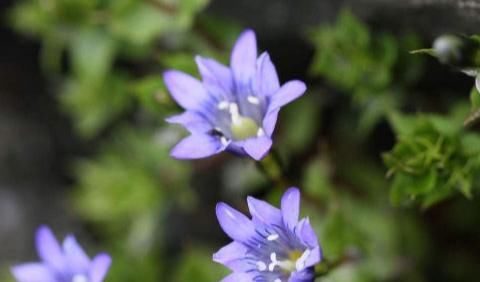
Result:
[11, 225, 111, 282]
[164, 29, 307, 160]
[214, 187, 322, 282]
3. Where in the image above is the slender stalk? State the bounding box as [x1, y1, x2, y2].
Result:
[314, 252, 360, 278]
[256, 149, 291, 188]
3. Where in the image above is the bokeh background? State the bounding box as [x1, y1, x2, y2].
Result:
[1, 0, 480, 281]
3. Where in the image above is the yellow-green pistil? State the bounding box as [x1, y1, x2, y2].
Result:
[231, 116, 259, 140]
[223, 102, 262, 140]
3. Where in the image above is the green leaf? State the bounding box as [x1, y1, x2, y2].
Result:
[160, 52, 199, 74]
[109, 2, 170, 46]
[130, 75, 172, 114]
[410, 48, 435, 56]
[461, 133, 480, 155]
[387, 112, 418, 136]
[390, 170, 437, 206]
[70, 29, 116, 84]
[61, 73, 132, 138]
[465, 86, 480, 126]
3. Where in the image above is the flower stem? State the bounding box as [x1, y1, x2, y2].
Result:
[314, 252, 360, 278]
[256, 149, 291, 188]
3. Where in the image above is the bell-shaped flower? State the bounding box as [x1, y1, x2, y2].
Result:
[164, 29, 307, 160]
[11, 225, 111, 282]
[214, 187, 322, 282]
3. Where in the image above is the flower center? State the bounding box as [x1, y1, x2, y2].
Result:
[219, 101, 263, 140]
[256, 249, 311, 278]
[231, 116, 259, 140]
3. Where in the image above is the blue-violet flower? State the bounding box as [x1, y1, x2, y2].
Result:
[164, 29, 307, 160]
[11, 225, 111, 282]
[214, 187, 322, 282]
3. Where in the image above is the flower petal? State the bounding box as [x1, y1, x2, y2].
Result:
[294, 218, 319, 249]
[213, 242, 250, 271]
[262, 108, 280, 136]
[231, 29, 257, 87]
[281, 187, 301, 230]
[35, 226, 65, 272]
[195, 56, 234, 99]
[170, 134, 225, 159]
[289, 269, 315, 282]
[216, 203, 255, 243]
[166, 111, 212, 134]
[268, 80, 306, 111]
[163, 70, 210, 110]
[247, 196, 282, 226]
[242, 136, 272, 160]
[11, 263, 55, 282]
[225, 140, 247, 156]
[255, 52, 280, 97]
[62, 235, 91, 273]
[221, 272, 254, 282]
[89, 253, 112, 282]
[304, 246, 322, 268]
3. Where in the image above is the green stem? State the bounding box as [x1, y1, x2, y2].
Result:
[314, 252, 359, 278]
[256, 149, 291, 188]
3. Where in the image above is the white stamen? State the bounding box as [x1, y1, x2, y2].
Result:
[256, 261, 267, 271]
[218, 101, 229, 110]
[72, 275, 88, 282]
[247, 95, 260, 105]
[268, 252, 278, 271]
[267, 234, 279, 241]
[257, 128, 265, 137]
[220, 136, 229, 146]
[274, 279, 282, 282]
[229, 103, 240, 124]
[295, 249, 311, 271]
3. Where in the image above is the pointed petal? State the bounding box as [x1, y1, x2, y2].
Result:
[304, 246, 322, 268]
[281, 187, 301, 230]
[262, 108, 280, 136]
[166, 111, 212, 134]
[163, 70, 210, 110]
[170, 134, 225, 159]
[213, 242, 247, 265]
[255, 52, 280, 97]
[242, 136, 272, 160]
[11, 263, 55, 282]
[62, 235, 90, 273]
[226, 140, 247, 156]
[195, 56, 234, 98]
[216, 203, 255, 243]
[295, 218, 319, 249]
[231, 29, 257, 86]
[221, 272, 254, 282]
[35, 226, 65, 272]
[289, 269, 315, 282]
[213, 242, 250, 271]
[268, 80, 306, 111]
[89, 253, 112, 282]
[247, 196, 282, 226]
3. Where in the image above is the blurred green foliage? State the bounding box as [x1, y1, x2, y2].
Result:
[384, 105, 480, 207]
[10, 0, 209, 137]
[309, 9, 424, 134]
[171, 248, 229, 282]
